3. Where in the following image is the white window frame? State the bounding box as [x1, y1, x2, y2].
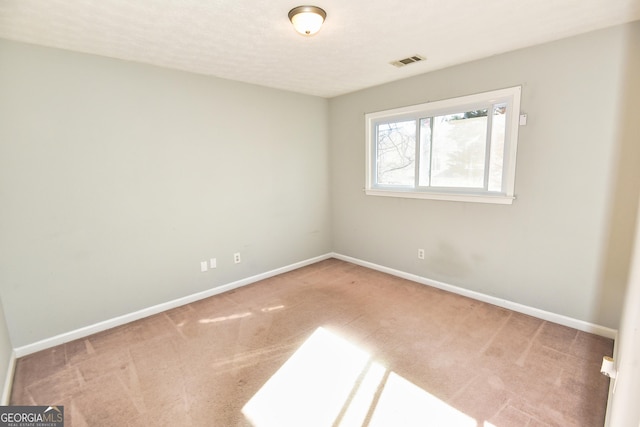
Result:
[365, 86, 521, 205]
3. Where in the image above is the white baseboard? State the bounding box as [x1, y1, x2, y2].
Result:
[332, 253, 618, 339]
[13, 251, 616, 357]
[1, 351, 16, 405]
[14, 253, 333, 357]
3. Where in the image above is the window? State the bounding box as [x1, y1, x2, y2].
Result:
[365, 86, 521, 204]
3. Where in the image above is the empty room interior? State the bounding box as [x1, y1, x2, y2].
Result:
[1, 1, 640, 426]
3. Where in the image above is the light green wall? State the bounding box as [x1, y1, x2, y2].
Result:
[0, 40, 331, 347]
[0, 21, 638, 350]
[329, 22, 640, 329]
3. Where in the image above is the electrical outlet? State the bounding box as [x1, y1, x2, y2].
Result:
[210, 258, 217, 269]
[418, 249, 425, 260]
[200, 261, 208, 272]
[234, 252, 241, 264]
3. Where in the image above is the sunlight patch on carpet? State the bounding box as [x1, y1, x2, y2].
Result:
[242, 327, 476, 427]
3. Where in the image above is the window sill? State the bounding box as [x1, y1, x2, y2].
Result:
[364, 189, 515, 205]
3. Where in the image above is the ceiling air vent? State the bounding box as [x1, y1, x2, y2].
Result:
[390, 55, 426, 68]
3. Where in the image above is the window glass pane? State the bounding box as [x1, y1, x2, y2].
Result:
[418, 118, 431, 187]
[375, 120, 416, 186]
[365, 86, 521, 202]
[430, 110, 487, 188]
[488, 104, 507, 192]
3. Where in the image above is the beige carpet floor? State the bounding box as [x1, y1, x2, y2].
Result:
[10, 258, 613, 426]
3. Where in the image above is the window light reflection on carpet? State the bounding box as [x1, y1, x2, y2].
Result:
[242, 327, 477, 427]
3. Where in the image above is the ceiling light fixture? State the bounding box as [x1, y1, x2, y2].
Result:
[288, 6, 326, 36]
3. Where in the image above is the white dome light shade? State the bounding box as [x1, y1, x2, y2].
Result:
[288, 6, 326, 36]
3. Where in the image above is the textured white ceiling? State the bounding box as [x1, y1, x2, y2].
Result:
[1, 0, 639, 98]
